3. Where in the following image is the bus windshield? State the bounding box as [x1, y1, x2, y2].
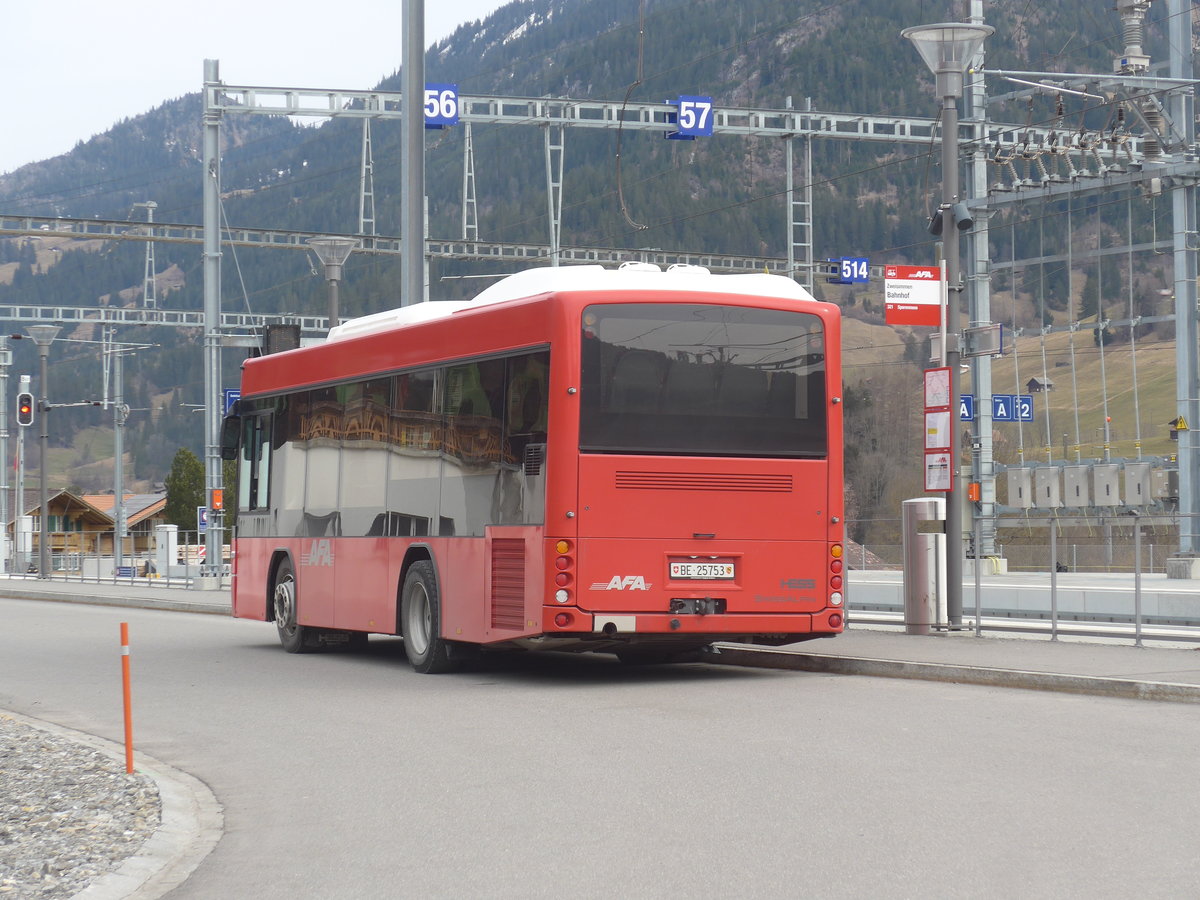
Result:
[580, 302, 827, 458]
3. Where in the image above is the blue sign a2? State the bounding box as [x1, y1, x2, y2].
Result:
[1016, 394, 1034, 422]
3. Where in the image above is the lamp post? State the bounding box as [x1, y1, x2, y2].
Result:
[902, 21, 992, 627]
[306, 237, 359, 329]
[27, 324, 60, 580]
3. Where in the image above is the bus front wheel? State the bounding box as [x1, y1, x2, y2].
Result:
[401, 560, 457, 674]
[273, 559, 318, 653]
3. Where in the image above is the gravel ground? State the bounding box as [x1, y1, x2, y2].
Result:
[0, 714, 161, 898]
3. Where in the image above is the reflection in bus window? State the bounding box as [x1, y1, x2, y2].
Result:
[581, 304, 826, 458]
[386, 369, 441, 538]
[441, 361, 504, 536]
[341, 378, 392, 536]
[273, 393, 307, 537]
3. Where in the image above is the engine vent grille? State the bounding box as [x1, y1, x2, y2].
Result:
[490, 538, 526, 630]
[615, 471, 793, 493]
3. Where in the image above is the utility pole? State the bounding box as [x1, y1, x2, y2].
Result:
[102, 327, 140, 572]
[0, 337, 8, 571]
[14, 374, 29, 574]
[402, 0, 425, 305]
[201, 59, 224, 586]
[27, 325, 59, 579]
[1167, 0, 1200, 569]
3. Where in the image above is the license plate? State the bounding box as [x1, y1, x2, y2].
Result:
[670, 561, 735, 580]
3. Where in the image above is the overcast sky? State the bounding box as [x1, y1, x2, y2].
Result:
[1, 0, 514, 176]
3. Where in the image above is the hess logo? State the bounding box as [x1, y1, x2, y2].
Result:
[591, 575, 651, 591]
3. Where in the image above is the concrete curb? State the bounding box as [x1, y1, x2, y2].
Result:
[6, 710, 223, 900]
[711, 645, 1200, 704]
[0, 587, 229, 615]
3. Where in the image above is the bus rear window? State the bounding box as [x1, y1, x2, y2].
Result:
[580, 303, 827, 458]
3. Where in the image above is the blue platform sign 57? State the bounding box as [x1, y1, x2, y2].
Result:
[668, 95, 714, 139]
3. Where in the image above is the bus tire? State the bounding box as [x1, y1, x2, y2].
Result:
[273, 559, 319, 653]
[401, 560, 457, 674]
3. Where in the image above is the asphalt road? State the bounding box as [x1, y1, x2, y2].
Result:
[3, 598, 1198, 899]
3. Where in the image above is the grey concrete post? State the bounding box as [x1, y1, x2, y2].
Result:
[902, 497, 947, 634]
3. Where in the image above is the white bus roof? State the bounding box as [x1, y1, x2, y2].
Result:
[326, 263, 816, 343]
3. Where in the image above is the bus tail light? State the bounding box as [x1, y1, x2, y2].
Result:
[830, 545, 844, 606]
[554, 612, 574, 628]
[828, 613, 843, 629]
[553, 539, 574, 603]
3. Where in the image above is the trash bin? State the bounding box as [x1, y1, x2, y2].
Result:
[902, 497, 946, 634]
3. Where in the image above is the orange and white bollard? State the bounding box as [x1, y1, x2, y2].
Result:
[120, 622, 134, 774]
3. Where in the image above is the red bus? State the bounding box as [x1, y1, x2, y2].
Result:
[223, 263, 844, 671]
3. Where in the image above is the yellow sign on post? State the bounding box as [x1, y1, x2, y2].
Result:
[1175, 416, 1190, 431]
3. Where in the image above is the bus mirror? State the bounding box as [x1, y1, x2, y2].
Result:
[220, 413, 241, 461]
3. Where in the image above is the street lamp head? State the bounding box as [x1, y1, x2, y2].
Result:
[902, 22, 993, 98]
[306, 236, 359, 281]
[26, 325, 61, 347]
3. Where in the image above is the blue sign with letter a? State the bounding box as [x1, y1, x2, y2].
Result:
[993, 394, 1016, 422]
[960, 394, 974, 422]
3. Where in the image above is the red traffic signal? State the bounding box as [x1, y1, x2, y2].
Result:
[16, 392, 34, 427]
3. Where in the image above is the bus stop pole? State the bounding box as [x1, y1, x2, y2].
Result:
[1050, 521, 1059, 642]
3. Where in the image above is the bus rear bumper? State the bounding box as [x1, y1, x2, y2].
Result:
[541, 606, 844, 639]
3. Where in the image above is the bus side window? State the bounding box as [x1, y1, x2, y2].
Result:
[506, 352, 549, 436]
[238, 415, 272, 512]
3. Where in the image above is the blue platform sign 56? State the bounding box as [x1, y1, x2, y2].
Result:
[424, 84, 459, 127]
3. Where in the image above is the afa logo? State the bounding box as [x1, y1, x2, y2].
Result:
[591, 575, 652, 591]
[301, 539, 334, 567]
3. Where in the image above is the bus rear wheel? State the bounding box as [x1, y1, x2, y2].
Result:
[401, 560, 457, 674]
[274, 559, 318, 653]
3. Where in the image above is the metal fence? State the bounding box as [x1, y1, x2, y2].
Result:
[5, 529, 229, 586]
[848, 513, 1200, 574]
